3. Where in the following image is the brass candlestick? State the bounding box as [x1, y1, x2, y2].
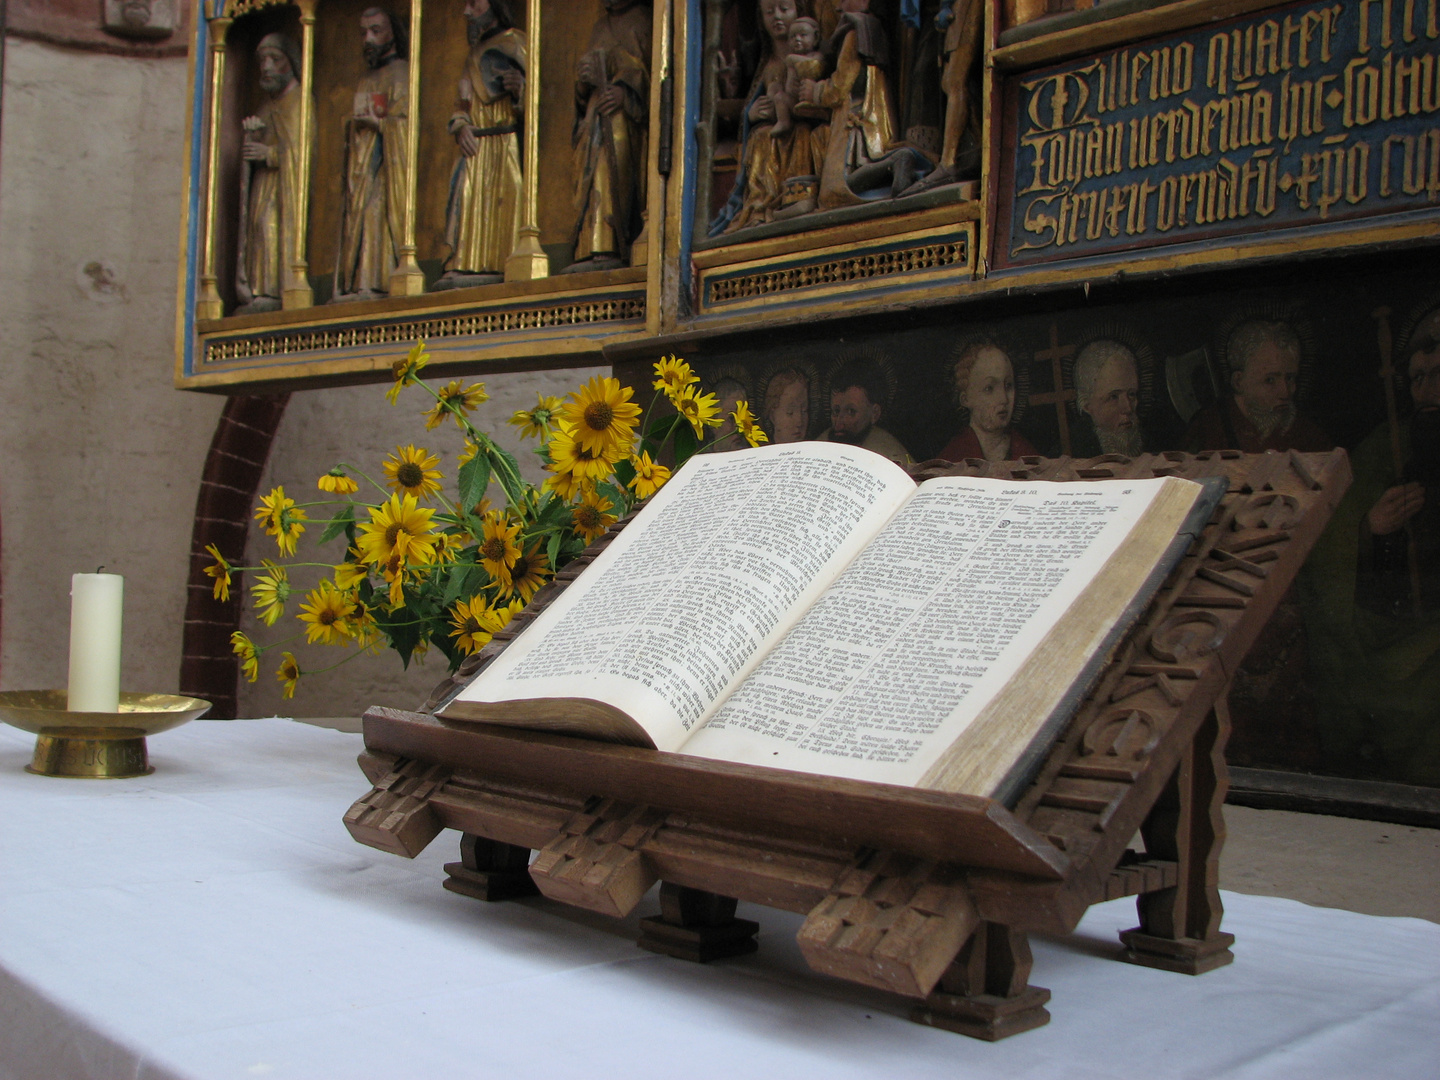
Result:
[0, 691, 212, 778]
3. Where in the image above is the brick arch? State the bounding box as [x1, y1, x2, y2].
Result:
[179, 395, 290, 718]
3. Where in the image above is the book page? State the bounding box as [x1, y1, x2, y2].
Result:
[684, 476, 1191, 789]
[444, 443, 915, 750]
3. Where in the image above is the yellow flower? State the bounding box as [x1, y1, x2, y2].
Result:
[277, 652, 301, 699]
[383, 444, 443, 500]
[653, 355, 699, 399]
[230, 631, 259, 683]
[333, 562, 367, 591]
[251, 561, 290, 626]
[386, 340, 429, 405]
[449, 597, 523, 655]
[424, 380, 489, 430]
[298, 581, 355, 646]
[477, 510, 521, 585]
[542, 469, 588, 502]
[411, 638, 430, 664]
[628, 451, 671, 500]
[508, 393, 564, 439]
[356, 492, 438, 569]
[547, 424, 620, 485]
[571, 491, 617, 544]
[343, 596, 381, 648]
[457, 440, 478, 466]
[203, 544, 231, 602]
[675, 387, 723, 439]
[501, 542, 550, 604]
[254, 486, 308, 556]
[732, 400, 769, 448]
[557, 375, 641, 457]
[317, 467, 359, 495]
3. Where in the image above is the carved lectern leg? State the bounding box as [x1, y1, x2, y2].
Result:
[443, 834, 541, 902]
[342, 758, 450, 858]
[911, 922, 1051, 1041]
[527, 799, 665, 918]
[1119, 700, 1236, 974]
[637, 883, 761, 963]
[798, 851, 979, 998]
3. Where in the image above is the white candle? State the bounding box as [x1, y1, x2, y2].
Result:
[68, 573, 124, 712]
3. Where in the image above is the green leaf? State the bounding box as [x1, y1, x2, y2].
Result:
[442, 562, 471, 608]
[457, 454, 491, 515]
[596, 481, 625, 509]
[674, 420, 698, 464]
[318, 504, 355, 545]
[546, 531, 563, 576]
[486, 440, 527, 507]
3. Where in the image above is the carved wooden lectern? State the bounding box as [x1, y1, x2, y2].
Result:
[345, 450, 1349, 1041]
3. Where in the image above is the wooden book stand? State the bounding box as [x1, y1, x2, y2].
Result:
[345, 450, 1350, 1041]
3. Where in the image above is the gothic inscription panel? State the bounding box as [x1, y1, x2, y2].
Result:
[996, 0, 1440, 268]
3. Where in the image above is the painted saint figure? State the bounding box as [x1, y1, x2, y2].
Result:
[436, 0, 527, 290]
[939, 340, 1037, 462]
[236, 33, 310, 316]
[1072, 340, 1145, 457]
[566, 0, 652, 273]
[762, 367, 812, 443]
[1303, 308, 1440, 786]
[818, 355, 911, 464]
[1184, 319, 1330, 453]
[332, 8, 410, 303]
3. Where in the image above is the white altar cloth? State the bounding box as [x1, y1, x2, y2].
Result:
[1, 717, 1436, 1080]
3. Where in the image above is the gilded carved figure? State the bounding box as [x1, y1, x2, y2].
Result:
[901, 0, 980, 194]
[710, 0, 824, 236]
[565, 0, 652, 273]
[435, 0, 527, 290]
[332, 8, 411, 303]
[800, 0, 932, 208]
[767, 17, 822, 138]
[236, 33, 311, 316]
[940, 340, 1036, 462]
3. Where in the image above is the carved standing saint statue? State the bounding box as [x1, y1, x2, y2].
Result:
[436, 0, 527, 290]
[332, 8, 411, 303]
[564, 0, 652, 273]
[236, 33, 311, 316]
[902, 0, 982, 194]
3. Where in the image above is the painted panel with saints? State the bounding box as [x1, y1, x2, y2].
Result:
[652, 262, 1440, 790]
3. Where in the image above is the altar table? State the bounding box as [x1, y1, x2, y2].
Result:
[1, 717, 1436, 1080]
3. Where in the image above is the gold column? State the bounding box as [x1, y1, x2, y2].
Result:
[283, 0, 317, 310]
[389, 0, 427, 295]
[505, 0, 549, 282]
[196, 15, 233, 322]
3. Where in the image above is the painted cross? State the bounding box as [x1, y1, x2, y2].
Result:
[1029, 323, 1077, 456]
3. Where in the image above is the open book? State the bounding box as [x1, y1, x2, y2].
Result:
[439, 443, 1223, 803]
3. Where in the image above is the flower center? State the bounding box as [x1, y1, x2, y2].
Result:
[481, 538, 507, 561]
[462, 616, 481, 635]
[384, 522, 403, 547]
[319, 609, 336, 626]
[576, 505, 600, 528]
[583, 401, 614, 432]
[512, 554, 529, 578]
[396, 462, 424, 488]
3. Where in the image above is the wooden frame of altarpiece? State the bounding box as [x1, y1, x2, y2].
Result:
[344, 448, 1350, 1041]
[174, 0, 1440, 392]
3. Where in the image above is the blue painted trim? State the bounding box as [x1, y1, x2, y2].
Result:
[677, 0, 701, 317]
[182, 13, 209, 379]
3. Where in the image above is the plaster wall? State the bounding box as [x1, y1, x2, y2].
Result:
[235, 367, 606, 719]
[0, 38, 225, 694]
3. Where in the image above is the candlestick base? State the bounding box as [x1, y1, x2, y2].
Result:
[0, 691, 212, 779]
[30, 732, 152, 778]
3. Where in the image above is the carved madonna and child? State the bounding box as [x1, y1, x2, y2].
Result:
[706, 0, 980, 238]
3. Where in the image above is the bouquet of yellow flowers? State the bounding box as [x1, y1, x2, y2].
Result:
[205, 343, 767, 699]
